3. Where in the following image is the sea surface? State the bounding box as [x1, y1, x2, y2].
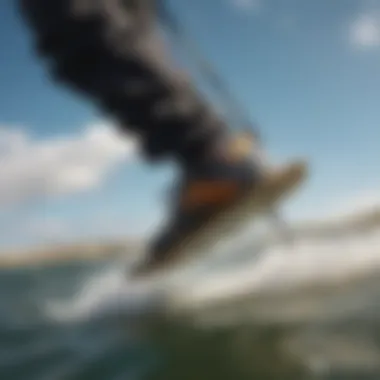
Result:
[2, 225, 380, 380]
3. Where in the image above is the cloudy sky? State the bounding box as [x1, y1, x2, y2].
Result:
[1, 0, 380, 250]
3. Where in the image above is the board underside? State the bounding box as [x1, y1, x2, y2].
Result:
[133, 160, 308, 277]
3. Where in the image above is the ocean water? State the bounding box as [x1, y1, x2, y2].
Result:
[2, 226, 380, 380]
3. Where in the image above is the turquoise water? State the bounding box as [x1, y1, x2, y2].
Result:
[2, 232, 380, 380]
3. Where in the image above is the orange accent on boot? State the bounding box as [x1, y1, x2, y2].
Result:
[180, 180, 240, 210]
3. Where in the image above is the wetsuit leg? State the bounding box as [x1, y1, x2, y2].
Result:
[17, 0, 227, 167]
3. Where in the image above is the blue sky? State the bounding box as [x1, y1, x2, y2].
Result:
[1, 0, 380, 250]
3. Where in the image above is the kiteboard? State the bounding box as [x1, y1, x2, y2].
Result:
[132, 159, 308, 278]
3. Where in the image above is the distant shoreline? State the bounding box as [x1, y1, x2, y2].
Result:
[0, 240, 142, 269]
[1, 207, 379, 269]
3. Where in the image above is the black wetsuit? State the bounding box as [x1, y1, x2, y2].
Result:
[18, 0, 227, 169]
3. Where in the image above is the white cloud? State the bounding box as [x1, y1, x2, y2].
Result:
[283, 184, 380, 227]
[0, 122, 138, 207]
[349, 12, 380, 48]
[328, 190, 380, 219]
[29, 217, 68, 238]
[294, 189, 380, 226]
[19, 217, 70, 246]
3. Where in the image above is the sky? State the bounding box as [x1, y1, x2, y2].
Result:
[1, 0, 380, 250]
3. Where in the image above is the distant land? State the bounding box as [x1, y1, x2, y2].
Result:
[290, 206, 380, 239]
[0, 207, 379, 269]
[0, 239, 142, 269]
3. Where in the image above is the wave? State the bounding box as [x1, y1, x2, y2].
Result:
[44, 212, 380, 326]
